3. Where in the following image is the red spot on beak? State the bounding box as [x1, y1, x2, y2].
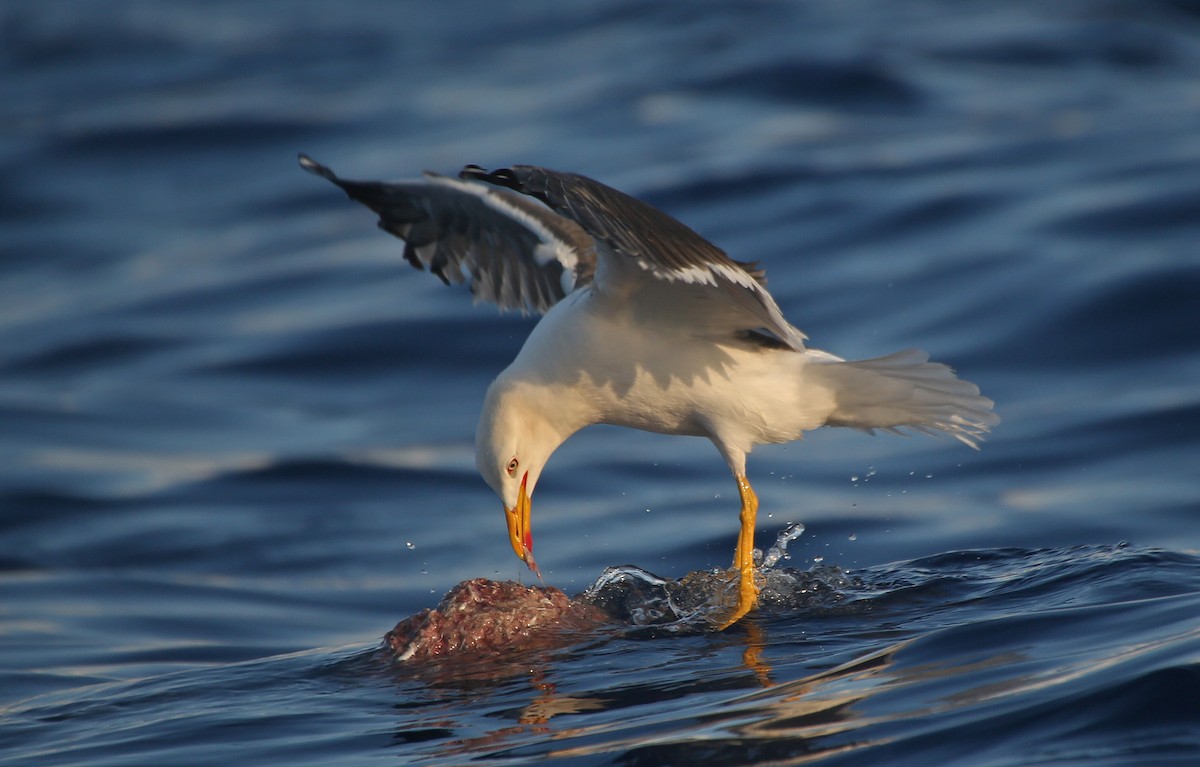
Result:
[520, 471, 534, 555]
[505, 471, 541, 582]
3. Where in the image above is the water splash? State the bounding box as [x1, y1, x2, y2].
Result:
[581, 565, 693, 629]
[757, 522, 806, 569]
[579, 524, 853, 631]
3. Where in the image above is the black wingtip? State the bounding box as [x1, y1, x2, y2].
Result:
[298, 153, 338, 182]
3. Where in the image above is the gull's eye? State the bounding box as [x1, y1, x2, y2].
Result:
[506, 457, 519, 477]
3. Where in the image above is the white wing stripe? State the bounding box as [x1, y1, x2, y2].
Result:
[649, 262, 763, 290]
[426, 175, 582, 273]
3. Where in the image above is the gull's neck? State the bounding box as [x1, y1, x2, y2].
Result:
[483, 370, 597, 450]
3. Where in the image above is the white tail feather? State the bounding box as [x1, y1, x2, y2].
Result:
[812, 349, 998, 448]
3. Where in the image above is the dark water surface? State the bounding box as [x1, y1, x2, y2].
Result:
[3, 1, 1199, 764]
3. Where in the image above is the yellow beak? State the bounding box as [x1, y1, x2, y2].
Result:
[505, 471, 541, 579]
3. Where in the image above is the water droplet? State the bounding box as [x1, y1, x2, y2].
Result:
[848, 533, 857, 541]
[813, 556, 824, 564]
[405, 541, 415, 550]
[850, 475, 859, 482]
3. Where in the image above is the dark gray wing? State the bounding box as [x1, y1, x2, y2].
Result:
[299, 155, 595, 314]
[461, 165, 807, 350]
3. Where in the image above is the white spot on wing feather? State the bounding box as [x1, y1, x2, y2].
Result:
[711, 262, 763, 289]
[637, 260, 767, 290]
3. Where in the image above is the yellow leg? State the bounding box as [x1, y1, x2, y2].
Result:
[717, 474, 760, 630]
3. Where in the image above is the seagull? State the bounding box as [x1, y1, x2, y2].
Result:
[299, 154, 998, 628]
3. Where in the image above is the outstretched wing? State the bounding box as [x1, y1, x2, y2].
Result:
[463, 165, 807, 351]
[299, 155, 595, 314]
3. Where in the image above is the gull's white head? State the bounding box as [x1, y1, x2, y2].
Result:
[475, 379, 566, 578]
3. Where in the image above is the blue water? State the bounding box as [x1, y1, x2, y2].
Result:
[2, 1, 1199, 764]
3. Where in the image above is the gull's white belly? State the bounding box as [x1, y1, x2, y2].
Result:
[594, 339, 836, 445]
[508, 288, 838, 447]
